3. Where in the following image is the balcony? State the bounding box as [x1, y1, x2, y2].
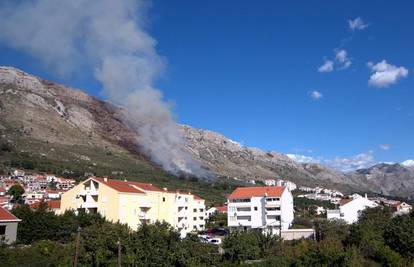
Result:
[139, 200, 152, 208]
[79, 189, 98, 196]
[265, 209, 281, 216]
[138, 212, 148, 220]
[78, 202, 98, 209]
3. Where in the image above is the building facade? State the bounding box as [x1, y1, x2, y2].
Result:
[327, 196, 378, 224]
[60, 177, 205, 237]
[227, 186, 294, 235]
[0, 206, 21, 244]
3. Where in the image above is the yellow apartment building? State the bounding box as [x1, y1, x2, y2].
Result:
[60, 177, 206, 237]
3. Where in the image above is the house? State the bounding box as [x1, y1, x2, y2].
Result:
[12, 169, 25, 177]
[216, 206, 228, 214]
[392, 202, 412, 215]
[227, 186, 294, 235]
[0, 188, 5, 196]
[46, 189, 63, 199]
[276, 180, 297, 191]
[60, 177, 206, 238]
[315, 206, 325, 215]
[206, 207, 217, 218]
[0, 206, 21, 244]
[29, 200, 62, 215]
[327, 196, 378, 224]
[264, 179, 276, 186]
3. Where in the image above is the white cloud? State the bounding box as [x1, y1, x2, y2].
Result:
[319, 49, 352, 73]
[367, 60, 409, 88]
[318, 60, 334, 73]
[401, 159, 414, 167]
[286, 154, 320, 164]
[348, 17, 369, 31]
[335, 49, 352, 70]
[287, 151, 377, 172]
[309, 90, 323, 100]
[379, 144, 391, 151]
[326, 151, 375, 172]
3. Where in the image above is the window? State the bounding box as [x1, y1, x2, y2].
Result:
[266, 215, 280, 221]
[162, 197, 165, 202]
[229, 216, 236, 221]
[236, 216, 251, 221]
[0, 225, 6, 235]
[230, 198, 250, 203]
[229, 206, 236, 212]
[254, 207, 258, 211]
[193, 217, 197, 221]
[193, 209, 197, 212]
[199, 208, 204, 212]
[236, 207, 251, 212]
[266, 207, 280, 211]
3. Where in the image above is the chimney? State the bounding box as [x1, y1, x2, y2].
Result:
[163, 187, 167, 192]
[365, 193, 368, 199]
[104, 177, 107, 182]
[124, 178, 127, 182]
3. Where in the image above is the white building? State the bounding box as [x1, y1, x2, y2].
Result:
[276, 180, 297, 191]
[327, 196, 378, 224]
[264, 179, 276, 186]
[393, 202, 412, 215]
[227, 186, 294, 235]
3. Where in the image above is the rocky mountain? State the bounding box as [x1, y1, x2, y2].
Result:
[1, 66, 413, 198]
[345, 163, 414, 198]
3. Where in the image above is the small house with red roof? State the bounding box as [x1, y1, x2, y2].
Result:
[227, 186, 294, 234]
[0, 206, 21, 244]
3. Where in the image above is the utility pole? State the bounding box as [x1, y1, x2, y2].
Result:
[73, 226, 81, 267]
[117, 238, 121, 267]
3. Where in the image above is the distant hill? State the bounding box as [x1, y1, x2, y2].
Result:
[1, 66, 413, 199]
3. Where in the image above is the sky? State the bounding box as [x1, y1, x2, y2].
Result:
[0, 0, 413, 172]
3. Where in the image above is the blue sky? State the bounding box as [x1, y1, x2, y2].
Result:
[0, 0, 413, 171]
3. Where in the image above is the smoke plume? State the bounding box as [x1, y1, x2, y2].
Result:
[0, 0, 207, 177]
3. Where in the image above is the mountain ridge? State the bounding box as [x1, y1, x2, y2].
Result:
[1, 66, 413, 198]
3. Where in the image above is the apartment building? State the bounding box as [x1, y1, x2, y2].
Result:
[227, 186, 294, 235]
[60, 177, 205, 237]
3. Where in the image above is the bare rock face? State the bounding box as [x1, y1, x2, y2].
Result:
[179, 125, 345, 187]
[345, 163, 414, 198]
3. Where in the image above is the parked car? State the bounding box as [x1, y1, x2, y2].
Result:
[208, 238, 222, 245]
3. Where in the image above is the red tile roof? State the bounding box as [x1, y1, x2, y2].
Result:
[216, 206, 228, 213]
[339, 199, 353, 206]
[48, 200, 61, 209]
[29, 200, 61, 210]
[94, 178, 146, 194]
[0, 206, 20, 221]
[0, 188, 5, 192]
[193, 195, 204, 200]
[228, 186, 286, 199]
[127, 181, 163, 192]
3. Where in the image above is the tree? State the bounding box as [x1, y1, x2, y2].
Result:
[7, 184, 25, 204]
[222, 231, 262, 263]
[384, 212, 414, 260]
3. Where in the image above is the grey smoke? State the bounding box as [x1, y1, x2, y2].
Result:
[0, 0, 207, 177]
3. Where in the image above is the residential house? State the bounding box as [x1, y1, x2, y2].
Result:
[227, 186, 294, 235]
[264, 179, 276, 186]
[60, 177, 206, 238]
[0, 206, 21, 244]
[327, 196, 378, 224]
[392, 202, 412, 215]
